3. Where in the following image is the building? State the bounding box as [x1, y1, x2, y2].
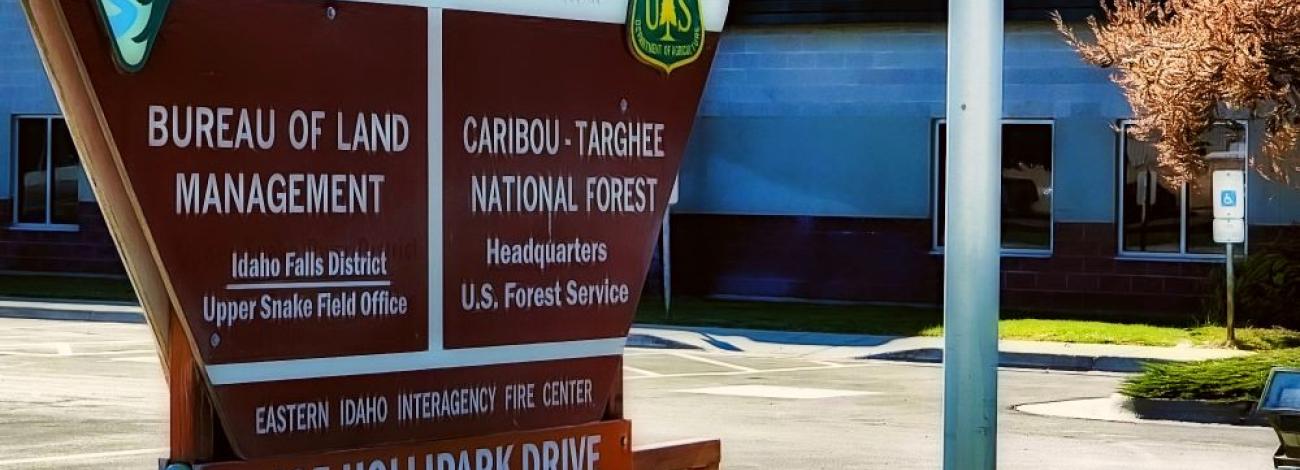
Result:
[0, 2, 120, 275]
[662, 0, 1300, 315]
[2, 1, 1298, 315]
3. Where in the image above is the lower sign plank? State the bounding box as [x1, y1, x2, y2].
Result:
[212, 357, 622, 458]
[196, 420, 632, 470]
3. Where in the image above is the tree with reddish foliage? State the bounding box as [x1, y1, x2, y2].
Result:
[1055, 0, 1300, 185]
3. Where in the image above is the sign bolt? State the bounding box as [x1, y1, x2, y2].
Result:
[619, 98, 628, 114]
[210, 333, 221, 348]
[326, 6, 337, 20]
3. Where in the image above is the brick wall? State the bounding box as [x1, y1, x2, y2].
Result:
[1002, 224, 1214, 316]
[663, 214, 1253, 317]
[664, 214, 941, 303]
[0, 200, 125, 275]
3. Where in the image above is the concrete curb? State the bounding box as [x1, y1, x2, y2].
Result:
[1015, 394, 1268, 427]
[1124, 396, 1266, 426]
[625, 326, 1213, 373]
[0, 300, 145, 324]
[863, 348, 1162, 373]
[626, 333, 704, 350]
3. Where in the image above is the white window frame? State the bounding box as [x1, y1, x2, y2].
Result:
[10, 115, 79, 232]
[1115, 119, 1247, 261]
[931, 118, 1056, 257]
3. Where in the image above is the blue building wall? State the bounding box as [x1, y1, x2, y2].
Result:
[681, 116, 934, 218]
[1, 14, 1293, 226]
[678, 22, 1300, 226]
[1248, 124, 1300, 225]
[0, 0, 62, 200]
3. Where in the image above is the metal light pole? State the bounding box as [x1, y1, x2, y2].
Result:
[943, 0, 1003, 468]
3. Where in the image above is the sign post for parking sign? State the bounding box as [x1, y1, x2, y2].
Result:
[1213, 169, 1245, 347]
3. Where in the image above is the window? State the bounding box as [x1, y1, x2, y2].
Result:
[1119, 120, 1246, 258]
[933, 120, 1055, 253]
[12, 116, 79, 229]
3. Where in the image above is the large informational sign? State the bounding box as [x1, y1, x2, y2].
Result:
[23, 0, 725, 466]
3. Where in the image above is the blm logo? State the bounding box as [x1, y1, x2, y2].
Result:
[94, 0, 170, 72]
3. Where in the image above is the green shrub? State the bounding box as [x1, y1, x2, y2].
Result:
[1206, 246, 1300, 330]
[1122, 349, 1300, 402]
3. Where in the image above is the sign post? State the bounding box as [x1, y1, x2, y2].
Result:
[1213, 169, 1246, 347]
[22, 0, 727, 467]
[943, 0, 1003, 467]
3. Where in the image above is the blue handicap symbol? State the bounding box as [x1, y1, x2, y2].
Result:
[1221, 190, 1238, 207]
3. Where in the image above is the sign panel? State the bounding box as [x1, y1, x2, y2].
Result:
[73, 0, 431, 366]
[195, 420, 632, 470]
[441, 10, 707, 348]
[25, 0, 726, 461]
[1214, 218, 1246, 244]
[1213, 170, 1245, 220]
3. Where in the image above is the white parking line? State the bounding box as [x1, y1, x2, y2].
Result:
[623, 365, 662, 377]
[0, 349, 157, 358]
[0, 351, 60, 357]
[678, 384, 877, 399]
[69, 349, 157, 356]
[0, 340, 153, 350]
[621, 351, 665, 357]
[0, 447, 167, 466]
[0, 372, 160, 383]
[806, 360, 844, 368]
[111, 356, 161, 364]
[626, 362, 877, 380]
[668, 352, 758, 372]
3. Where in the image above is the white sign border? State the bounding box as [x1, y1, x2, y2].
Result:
[358, 0, 728, 32]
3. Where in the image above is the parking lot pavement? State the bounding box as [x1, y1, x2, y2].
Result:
[624, 350, 1276, 469]
[0, 319, 165, 470]
[0, 318, 1279, 469]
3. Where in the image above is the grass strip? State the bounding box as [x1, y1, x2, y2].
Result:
[637, 297, 1300, 350]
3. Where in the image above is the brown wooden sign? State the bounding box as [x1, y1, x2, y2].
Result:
[23, 0, 726, 464]
[195, 420, 633, 470]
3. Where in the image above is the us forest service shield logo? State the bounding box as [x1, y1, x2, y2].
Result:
[94, 0, 171, 72]
[627, 0, 704, 74]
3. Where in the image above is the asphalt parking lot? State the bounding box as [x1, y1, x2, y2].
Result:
[0, 317, 1278, 469]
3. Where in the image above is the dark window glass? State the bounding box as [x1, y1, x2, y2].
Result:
[935, 122, 1054, 251]
[1121, 122, 1246, 256]
[1121, 136, 1180, 253]
[16, 119, 49, 224]
[12, 117, 81, 227]
[1186, 173, 1219, 254]
[50, 120, 79, 225]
